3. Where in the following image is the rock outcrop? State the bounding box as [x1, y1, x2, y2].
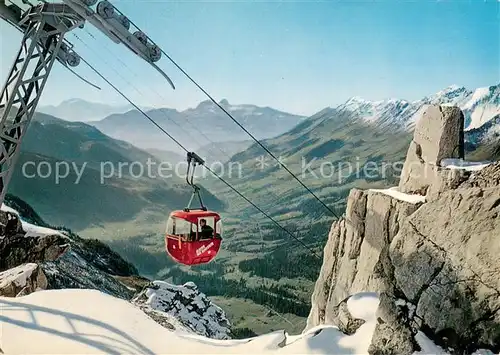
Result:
[0, 205, 140, 300]
[0, 211, 69, 271]
[399, 105, 467, 196]
[0, 263, 47, 297]
[132, 281, 232, 340]
[307, 104, 500, 354]
[306, 188, 424, 330]
[42, 233, 140, 300]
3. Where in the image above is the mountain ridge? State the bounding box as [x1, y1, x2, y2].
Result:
[91, 100, 306, 152]
[38, 99, 148, 122]
[333, 84, 499, 134]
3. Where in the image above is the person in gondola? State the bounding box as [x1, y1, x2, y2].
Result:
[199, 218, 214, 240]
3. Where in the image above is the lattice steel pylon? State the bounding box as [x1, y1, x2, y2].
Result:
[0, 3, 83, 204]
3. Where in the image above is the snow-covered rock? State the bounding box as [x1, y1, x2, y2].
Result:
[42, 245, 139, 300]
[132, 281, 231, 340]
[0, 263, 47, 297]
[1, 203, 66, 238]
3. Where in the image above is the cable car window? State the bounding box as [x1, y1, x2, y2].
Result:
[215, 219, 222, 238]
[166, 216, 175, 234]
[167, 217, 193, 238]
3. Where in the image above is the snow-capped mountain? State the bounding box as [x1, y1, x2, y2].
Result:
[336, 84, 500, 139]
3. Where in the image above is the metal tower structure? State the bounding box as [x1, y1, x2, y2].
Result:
[0, 0, 175, 205]
[0, 2, 83, 203]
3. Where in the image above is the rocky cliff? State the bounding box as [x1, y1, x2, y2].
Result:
[306, 104, 499, 354]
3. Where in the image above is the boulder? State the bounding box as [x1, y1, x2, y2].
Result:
[368, 294, 419, 355]
[0, 231, 69, 272]
[399, 105, 466, 195]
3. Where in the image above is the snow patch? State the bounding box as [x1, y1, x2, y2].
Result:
[282, 292, 379, 354]
[22, 223, 66, 238]
[414, 332, 450, 354]
[440, 158, 491, 171]
[369, 187, 426, 204]
[346, 292, 379, 321]
[0, 263, 38, 289]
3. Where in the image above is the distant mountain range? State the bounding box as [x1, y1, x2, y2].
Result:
[38, 99, 153, 122]
[24, 83, 498, 232]
[91, 99, 306, 152]
[43, 84, 498, 156]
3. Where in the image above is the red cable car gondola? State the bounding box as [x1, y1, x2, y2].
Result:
[165, 152, 222, 266]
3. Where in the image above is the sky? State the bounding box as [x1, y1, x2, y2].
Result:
[0, 0, 498, 116]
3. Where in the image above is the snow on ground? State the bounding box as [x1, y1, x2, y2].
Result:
[369, 187, 426, 204]
[282, 292, 380, 354]
[0, 203, 65, 238]
[441, 158, 491, 171]
[1, 288, 489, 354]
[0, 289, 380, 354]
[413, 332, 450, 354]
[413, 332, 497, 355]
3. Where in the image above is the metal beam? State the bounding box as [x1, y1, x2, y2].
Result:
[0, 3, 82, 204]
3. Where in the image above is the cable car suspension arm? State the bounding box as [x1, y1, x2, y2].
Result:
[185, 151, 206, 211]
